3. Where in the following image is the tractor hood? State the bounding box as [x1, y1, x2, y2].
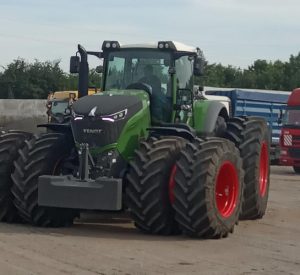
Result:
[72, 94, 142, 117]
[71, 94, 144, 149]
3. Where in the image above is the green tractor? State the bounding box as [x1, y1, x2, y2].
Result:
[0, 41, 270, 238]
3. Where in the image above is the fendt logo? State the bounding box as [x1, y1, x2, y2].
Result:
[83, 129, 103, 134]
[88, 106, 97, 117]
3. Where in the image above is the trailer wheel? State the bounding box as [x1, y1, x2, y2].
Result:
[126, 137, 186, 235]
[224, 117, 270, 219]
[11, 133, 78, 227]
[173, 138, 243, 238]
[293, 166, 300, 174]
[0, 131, 32, 222]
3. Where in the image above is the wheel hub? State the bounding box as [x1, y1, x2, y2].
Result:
[215, 161, 239, 218]
[259, 142, 268, 197]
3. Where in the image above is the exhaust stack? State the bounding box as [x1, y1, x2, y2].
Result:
[78, 44, 89, 98]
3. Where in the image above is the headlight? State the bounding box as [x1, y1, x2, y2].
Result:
[101, 109, 127, 122]
[72, 110, 83, 120]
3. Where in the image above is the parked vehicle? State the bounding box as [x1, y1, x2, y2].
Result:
[46, 89, 98, 124]
[280, 88, 300, 173]
[205, 88, 291, 163]
[0, 41, 270, 238]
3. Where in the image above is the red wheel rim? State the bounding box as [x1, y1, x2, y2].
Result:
[168, 165, 177, 204]
[215, 161, 239, 218]
[259, 142, 268, 197]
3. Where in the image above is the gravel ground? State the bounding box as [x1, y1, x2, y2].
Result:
[0, 166, 299, 275]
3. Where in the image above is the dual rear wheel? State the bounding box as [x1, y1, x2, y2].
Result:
[0, 131, 32, 222]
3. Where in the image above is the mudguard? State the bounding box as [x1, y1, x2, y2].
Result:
[148, 124, 196, 141]
[193, 100, 229, 136]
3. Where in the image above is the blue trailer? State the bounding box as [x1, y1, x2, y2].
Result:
[204, 88, 291, 163]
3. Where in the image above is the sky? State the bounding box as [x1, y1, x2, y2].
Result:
[0, 0, 299, 72]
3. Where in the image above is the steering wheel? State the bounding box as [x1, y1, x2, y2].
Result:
[125, 82, 152, 97]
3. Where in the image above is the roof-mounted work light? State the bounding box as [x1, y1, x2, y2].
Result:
[102, 41, 120, 50]
[157, 41, 176, 50]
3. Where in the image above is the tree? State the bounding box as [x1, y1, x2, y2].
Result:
[0, 59, 102, 99]
[1, 52, 299, 99]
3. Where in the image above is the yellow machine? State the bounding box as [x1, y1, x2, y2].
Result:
[51, 88, 98, 100]
[46, 89, 98, 123]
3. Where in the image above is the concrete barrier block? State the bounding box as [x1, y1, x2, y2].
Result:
[0, 99, 48, 133]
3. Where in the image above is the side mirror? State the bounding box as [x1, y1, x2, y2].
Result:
[278, 109, 283, 124]
[70, 56, 80, 73]
[95, 65, 103, 74]
[65, 108, 71, 115]
[194, 56, 205, 76]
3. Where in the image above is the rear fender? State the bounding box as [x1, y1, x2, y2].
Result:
[194, 100, 229, 136]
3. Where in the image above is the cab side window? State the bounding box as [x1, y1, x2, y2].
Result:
[175, 56, 193, 90]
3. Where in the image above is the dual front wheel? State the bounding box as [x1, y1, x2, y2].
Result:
[0, 131, 78, 226]
[0, 131, 32, 222]
[126, 137, 244, 238]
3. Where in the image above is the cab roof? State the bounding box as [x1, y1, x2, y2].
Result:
[102, 40, 198, 54]
[121, 41, 197, 53]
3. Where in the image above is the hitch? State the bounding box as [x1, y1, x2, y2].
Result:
[79, 143, 90, 181]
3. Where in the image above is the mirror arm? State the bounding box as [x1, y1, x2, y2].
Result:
[87, 51, 103, 59]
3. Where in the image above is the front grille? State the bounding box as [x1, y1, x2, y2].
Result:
[71, 117, 127, 148]
[289, 148, 300, 159]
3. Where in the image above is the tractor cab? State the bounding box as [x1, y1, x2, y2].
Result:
[70, 41, 204, 125]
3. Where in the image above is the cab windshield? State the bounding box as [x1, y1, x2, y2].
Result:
[51, 100, 69, 114]
[104, 49, 172, 122]
[283, 108, 300, 126]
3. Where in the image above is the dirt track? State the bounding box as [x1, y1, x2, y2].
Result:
[0, 166, 299, 275]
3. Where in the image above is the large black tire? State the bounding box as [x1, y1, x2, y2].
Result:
[293, 166, 300, 174]
[214, 116, 227, 137]
[224, 117, 270, 219]
[173, 138, 243, 238]
[11, 133, 78, 227]
[0, 131, 32, 222]
[125, 137, 186, 235]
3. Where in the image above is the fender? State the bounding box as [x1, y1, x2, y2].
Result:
[193, 100, 229, 136]
[148, 124, 196, 141]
